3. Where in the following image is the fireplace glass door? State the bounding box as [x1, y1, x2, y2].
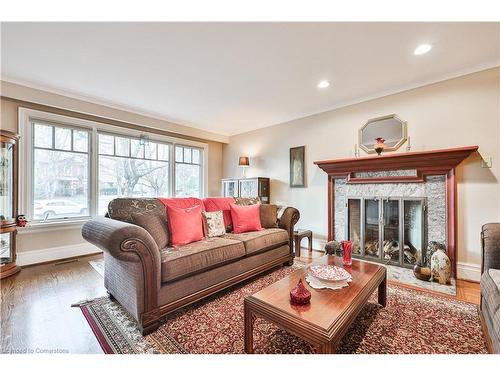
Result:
[347, 199, 361, 255]
[346, 196, 426, 268]
[403, 199, 425, 266]
[364, 199, 380, 258]
[382, 199, 400, 263]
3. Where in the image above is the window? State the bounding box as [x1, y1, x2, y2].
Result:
[98, 133, 170, 215]
[175, 145, 202, 197]
[32, 122, 90, 220]
[19, 108, 207, 225]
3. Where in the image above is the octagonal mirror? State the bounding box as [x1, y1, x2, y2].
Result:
[358, 114, 407, 154]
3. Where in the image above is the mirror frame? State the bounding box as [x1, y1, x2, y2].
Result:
[358, 114, 407, 154]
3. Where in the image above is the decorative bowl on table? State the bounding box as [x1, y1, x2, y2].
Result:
[306, 265, 352, 290]
[308, 265, 351, 282]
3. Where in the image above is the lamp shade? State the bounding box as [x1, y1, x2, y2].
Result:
[238, 156, 249, 167]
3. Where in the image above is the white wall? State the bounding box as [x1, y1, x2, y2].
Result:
[223, 67, 500, 281]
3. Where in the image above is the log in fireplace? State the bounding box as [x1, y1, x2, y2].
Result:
[314, 146, 479, 277]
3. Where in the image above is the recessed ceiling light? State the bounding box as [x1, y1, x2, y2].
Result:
[414, 43, 432, 56]
[317, 80, 330, 89]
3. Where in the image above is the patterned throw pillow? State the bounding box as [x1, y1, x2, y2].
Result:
[234, 197, 261, 206]
[202, 211, 226, 237]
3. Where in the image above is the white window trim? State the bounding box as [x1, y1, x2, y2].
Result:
[18, 107, 209, 231]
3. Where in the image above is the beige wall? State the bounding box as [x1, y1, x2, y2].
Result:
[223, 67, 500, 280]
[0, 84, 224, 256]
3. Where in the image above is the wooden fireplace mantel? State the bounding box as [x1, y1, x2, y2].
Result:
[314, 145, 478, 177]
[314, 145, 479, 278]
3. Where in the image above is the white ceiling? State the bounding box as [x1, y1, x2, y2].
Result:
[1, 22, 499, 136]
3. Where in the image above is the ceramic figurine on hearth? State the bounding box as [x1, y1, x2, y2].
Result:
[16, 214, 27, 227]
[324, 240, 341, 256]
[430, 248, 451, 285]
[426, 241, 447, 265]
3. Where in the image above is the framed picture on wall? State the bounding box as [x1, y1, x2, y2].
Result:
[290, 146, 305, 187]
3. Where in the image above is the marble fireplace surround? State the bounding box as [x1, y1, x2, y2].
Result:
[314, 146, 478, 277]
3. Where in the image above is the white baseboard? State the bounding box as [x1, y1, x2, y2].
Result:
[457, 262, 481, 282]
[17, 243, 102, 266]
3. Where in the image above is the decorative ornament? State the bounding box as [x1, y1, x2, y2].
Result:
[430, 249, 451, 285]
[374, 137, 386, 155]
[324, 240, 341, 256]
[413, 263, 431, 281]
[341, 240, 353, 266]
[16, 214, 27, 227]
[290, 278, 311, 305]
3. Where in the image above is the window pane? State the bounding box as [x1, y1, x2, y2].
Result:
[98, 155, 169, 215]
[131, 139, 144, 158]
[54, 127, 72, 150]
[99, 134, 114, 155]
[175, 163, 200, 197]
[115, 137, 130, 157]
[33, 149, 89, 220]
[34, 123, 53, 148]
[145, 142, 157, 160]
[175, 146, 183, 162]
[183, 147, 192, 163]
[192, 149, 200, 164]
[73, 130, 88, 152]
[158, 143, 169, 161]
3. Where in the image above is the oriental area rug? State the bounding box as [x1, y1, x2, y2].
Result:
[80, 262, 487, 354]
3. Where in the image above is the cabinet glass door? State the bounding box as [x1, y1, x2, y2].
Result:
[0, 142, 13, 220]
[239, 179, 258, 197]
[0, 232, 12, 264]
[364, 199, 380, 258]
[223, 180, 238, 197]
[382, 199, 400, 262]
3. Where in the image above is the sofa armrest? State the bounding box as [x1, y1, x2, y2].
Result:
[82, 216, 161, 327]
[481, 223, 500, 273]
[278, 207, 300, 252]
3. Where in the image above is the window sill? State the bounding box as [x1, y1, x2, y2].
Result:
[17, 218, 90, 235]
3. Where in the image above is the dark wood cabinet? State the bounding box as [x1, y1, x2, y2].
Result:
[1, 130, 20, 279]
[222, 177, 270, 203]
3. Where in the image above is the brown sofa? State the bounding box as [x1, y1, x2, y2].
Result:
[82, 197, 299, 334]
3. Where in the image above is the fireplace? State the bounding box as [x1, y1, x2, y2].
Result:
[346, 196, 426, 268]
[314, 146, 479, 277]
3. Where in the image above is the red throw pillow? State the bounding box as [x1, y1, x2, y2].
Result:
[167, 205, 204, 246]
[229, 202, 262, 234]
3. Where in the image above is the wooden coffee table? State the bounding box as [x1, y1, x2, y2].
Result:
[244, 256, 386, 354]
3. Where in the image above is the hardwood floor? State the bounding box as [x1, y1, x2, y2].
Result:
[1, 249, 480, 354]
[1, 254, 106, 354]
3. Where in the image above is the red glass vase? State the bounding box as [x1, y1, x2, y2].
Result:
[290, 279, 311, 305]
[341, 240, 353, 266]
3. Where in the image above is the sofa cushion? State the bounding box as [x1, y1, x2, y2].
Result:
[160, 237, 246, 282]
[158, 197, 205, 210]
[131, 213, 169, 249]
[167, 205, 204, 246]
[234, 197, 260, 206]
[224, 228, 289, 255]
[230, 202, 262, 234]
[107, 198, 165, 223]
[202, 197, 235, 230]
[490, 268, 500, 290]
[260, 204, 278, 228]
[481, 269, 500, 315]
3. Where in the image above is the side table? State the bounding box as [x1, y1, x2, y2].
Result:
[293, 230, 313, 257]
